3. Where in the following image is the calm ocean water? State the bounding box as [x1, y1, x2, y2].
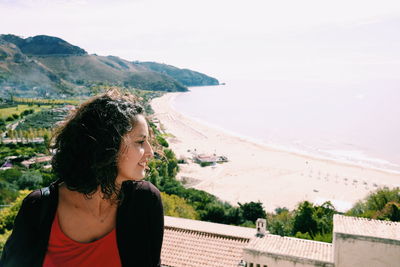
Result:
[172, 80, 400, 173]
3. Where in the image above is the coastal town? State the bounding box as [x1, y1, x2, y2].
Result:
[1, 12, 400, 265]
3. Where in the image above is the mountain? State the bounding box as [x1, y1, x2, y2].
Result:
[1, 34, 87, 56]
[0, 34, 219, 98]
[135, 62, 219, 87]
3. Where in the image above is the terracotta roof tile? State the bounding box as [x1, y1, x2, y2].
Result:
[164, 216, 255, 239]
[244, 234, 333, 263]
[333, 214, 400, 241]
[161, 216, 253, 267]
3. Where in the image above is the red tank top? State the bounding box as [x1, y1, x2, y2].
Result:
[43, 212, 121, 267]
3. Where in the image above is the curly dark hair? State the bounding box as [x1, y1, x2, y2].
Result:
[51, 90, 148, 201]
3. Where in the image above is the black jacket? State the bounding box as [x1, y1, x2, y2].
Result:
[0, 180, 164, 267]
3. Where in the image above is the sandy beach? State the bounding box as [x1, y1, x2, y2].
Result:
[150, 92, 400, 212]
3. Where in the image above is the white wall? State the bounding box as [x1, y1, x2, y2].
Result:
[244, 251, 334, 267]
[334, 234, 400, 267]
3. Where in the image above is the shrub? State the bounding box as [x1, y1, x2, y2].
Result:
[200, 162, 213, 167]
[156, 135, 169, 148]
[161, 192, 199, 219]
[0, 190, 30, 234]
[0, 180, 18, 205]
[239, 201, 266, 223]
[16, 171, 43, 190]
[295, 231, 312, 240]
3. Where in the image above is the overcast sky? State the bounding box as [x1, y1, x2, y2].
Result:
[1, 0, 400, 83]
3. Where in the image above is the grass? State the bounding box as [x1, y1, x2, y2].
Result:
[0, 105, 52, 119]
[13, 97, 80, 105]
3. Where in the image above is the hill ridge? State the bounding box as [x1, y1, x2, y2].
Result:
[0, 34, 219, 97]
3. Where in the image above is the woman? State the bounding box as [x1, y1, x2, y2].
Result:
[0, 90, 164, 267]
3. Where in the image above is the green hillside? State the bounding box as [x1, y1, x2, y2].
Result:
[136, 61, 219, 86]
[0, 34, 219, 98]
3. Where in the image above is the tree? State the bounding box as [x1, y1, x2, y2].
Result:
[202, 203, 226, 223]
[161, 192, 199, 219]
[347, 187, 400, 219]
[43, 131, 51, 148]
[366, 187, 400, 212]
[147, 166, 160, 188]
[313, 201, 336, 236]
[225, 207, 242, 225]
[238, 201, 266, 223]
[2, 168, 23, 184]
[16, 171, 43, 190]
[39, 170, 56, 187]
[292, 201, 318, 238]
[156, 135, 169, 147]
[268, 208, 293, 237]
[375, 202, 400, 222]
[0, 179, 18, 205]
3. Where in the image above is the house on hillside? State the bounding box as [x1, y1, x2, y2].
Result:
[21, 155, 52, 168]
[193, 153, 228, 165]
[0, 156, 19, 170]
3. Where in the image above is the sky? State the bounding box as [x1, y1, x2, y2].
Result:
[1, 0, 400, 83]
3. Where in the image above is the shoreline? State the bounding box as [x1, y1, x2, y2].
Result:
[168, 92, 400, 176]
[150, 92, 400, 212]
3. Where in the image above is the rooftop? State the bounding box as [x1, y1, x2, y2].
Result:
[162, 216, 255, 267]
[333, 214, 400, 241]
[164, 216, 255, 239]
[244, 234, 334, 264]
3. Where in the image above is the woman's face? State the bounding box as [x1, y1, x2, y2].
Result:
[116, 115, 154, 183]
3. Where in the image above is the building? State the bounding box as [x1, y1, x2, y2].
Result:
[21, 155, 52, 168]
[0, 156, 18, 170]
[333, 215, 400, 267]
[193, 153, 228, 164]
[162, 216, 253, 267]
[243, 234, 334, 267]
[162, 215, 400, 267]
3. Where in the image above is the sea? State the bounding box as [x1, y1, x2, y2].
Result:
[172, 79, 400, 174]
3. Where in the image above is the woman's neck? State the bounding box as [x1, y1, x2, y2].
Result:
[60, 183, 117, 219]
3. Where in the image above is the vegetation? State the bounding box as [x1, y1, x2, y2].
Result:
[145, 141, 267, 227]
[0, 92, 399, 256]
[0, 190, 31, 234]
[136, 62, 219, 87]
[15, 109, 69, 130]
[0, 190, 30, 253]
[266, 187, 400, 243]
[161, 192, 199, 219]
[346, 187, 400, 221]
[3, 128, 53, 142]
[0, 104, 51, 120]
[0, 142, 48, 164]
[0, 34, 221, 99]
[0, 166, 55, 205]
[13, 97, 80, 105]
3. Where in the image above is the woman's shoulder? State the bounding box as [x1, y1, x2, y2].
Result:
[19, 182, 59, 215]
[136, 180, 160, 192]
[21, 188, 45, 206]
[124, 180, 161, 200]
[23, 182, 56, 202]
[18, 191, 51, 219]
